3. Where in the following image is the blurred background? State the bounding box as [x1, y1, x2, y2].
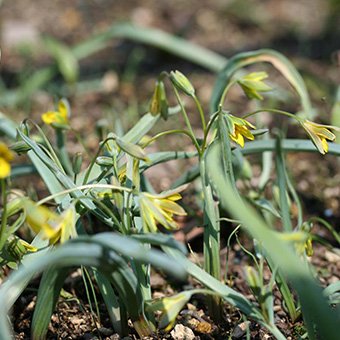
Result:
[1, 0, 339, 111]
[1, 0, 339, 219]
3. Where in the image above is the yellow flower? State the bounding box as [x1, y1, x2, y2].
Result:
[24, 200, 76, 245]
[300, 120, 340, 154]
[226, 114, 255, 147]
[139, 187, 187, 233]
[41, 99, 70, 127]
[0, 142, 14, 179]
[237, 72, 272, 100]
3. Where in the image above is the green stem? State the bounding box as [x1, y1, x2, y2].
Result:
[172, 87, 200, 152]
[193, 95, 206, 131]
[275, 137, 293, 232]
[217, 112, 237, 191]
[199, 157, 222, 321]
[56, 128, 73, 176]
[0, 179, 8, 250]
[243, 108, 299, 121]
[144, 129, 201, 154]
[82, 137, 117, 185]
[202, 112, 219, 151]
[218, 80, 237, 108]
[24, 120, 65, 172]
[37, 183, 132, 206]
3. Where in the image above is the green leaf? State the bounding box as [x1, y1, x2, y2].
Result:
[140, 151, 197, 173]
[31, 266, 69, 340]
[0, 112, 18, 139]
[93, 269, 122, 334]
[43, 36, 79, 83]
[0, 233, 186, 339]
[331, 87, 340, 142]
[241, 139, 340, 156]
[205, 139, 339, 340]
[252, 198, 281, 218]
[72, 23, 226, 72]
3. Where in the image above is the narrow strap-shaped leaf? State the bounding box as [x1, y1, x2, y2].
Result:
[140, 151, 197, 172]
[205, 141, 339, 340]
[43, 36, 79, 84]
[210, 49, 312, 116]
[93, 269, 122, 335]
[31, 266, 69, 340]
[0, 112, 17, 139]
[242, 138, 340, 156]
[131, 233, 187, 254]
[275, 137, 293, 231]
[90, 233, 187, 279]
[0, 233, 187, 338]
[72, 23, 227, 72]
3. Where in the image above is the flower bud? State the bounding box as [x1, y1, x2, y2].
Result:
[170, 70, 195, 97]
[72, 152, 83, 174]
[10, 141, 31, 154]
[149, 80, 169, 120]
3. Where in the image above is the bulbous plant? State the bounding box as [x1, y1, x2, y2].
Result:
[0, 27, 339, 340]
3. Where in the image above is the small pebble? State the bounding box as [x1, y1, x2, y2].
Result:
[231, 321, 250, 339]
[171, 324, 195, 340]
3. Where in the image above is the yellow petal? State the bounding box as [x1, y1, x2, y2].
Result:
[24, 200, 60, 237]
[19, 239, 38, 252]
[58, 100, 68, 119]
[321, 138, 329, 153]
[0, 143, 14, 162]
[0, 158, 11, 178]
[230, 132, 245, 147]
[42, 111, 59, 125]
[157, 199, 187, 215]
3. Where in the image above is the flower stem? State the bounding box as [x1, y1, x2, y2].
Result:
[144, 129, 201, 154]
[219, 79, 237, 108]
[243, 108, 299, 121]
[56, 128, 73, 176]
[172, 87, 201, 152]
[201, 112, 220, 151]
[37, 183, 132, 206]
[193, 95, 206, 131]
[0, 179, 8, 250]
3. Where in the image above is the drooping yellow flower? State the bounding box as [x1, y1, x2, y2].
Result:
[226, 114, 255, 147]
[237, 72, 272, 100]
[300, 120, 340, 154]
[41, 99, 70, 127]
[139, 187, 187, 233]
[0, 142, 14, 179]
[24, 200, 76, 245]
